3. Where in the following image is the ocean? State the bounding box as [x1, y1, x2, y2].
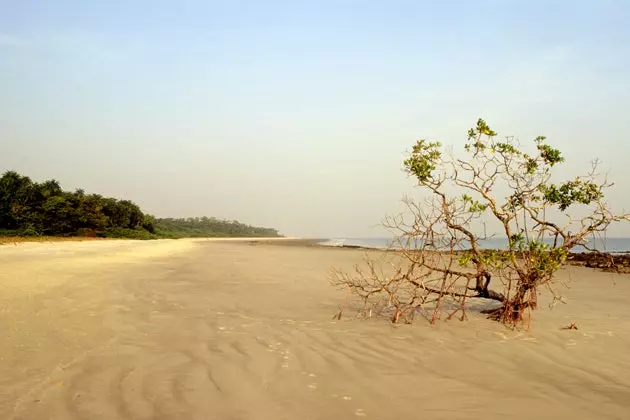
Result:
[318, 237, 630, 253]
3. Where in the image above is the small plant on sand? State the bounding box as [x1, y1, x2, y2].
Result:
[331, 119, 630, 328]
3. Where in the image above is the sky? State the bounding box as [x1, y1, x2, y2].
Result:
[1, 0, 629, 238]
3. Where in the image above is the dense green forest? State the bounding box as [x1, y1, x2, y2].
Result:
[0, 171, 282, 239]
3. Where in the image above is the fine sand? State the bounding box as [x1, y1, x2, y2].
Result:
[1, 239, 629, 419]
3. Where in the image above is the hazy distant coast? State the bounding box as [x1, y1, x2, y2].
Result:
[317, 237, 630, 253]
[317, 238, 630, 272]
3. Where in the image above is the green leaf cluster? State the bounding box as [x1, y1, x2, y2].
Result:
[540, 180, 602, 211]
[461, 194, 488, 213]
[404, 140, 442, 182]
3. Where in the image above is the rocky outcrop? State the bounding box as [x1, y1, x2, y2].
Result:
[567, 252, 630, 273]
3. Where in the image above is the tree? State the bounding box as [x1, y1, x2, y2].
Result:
[331, 119, 630, 327]
[101, 198, 142, 229]
[41, 194, 74, 234]
[0, 171, 25, 229]
[142, 214, 157, 234]
[0, 171, 42, 234]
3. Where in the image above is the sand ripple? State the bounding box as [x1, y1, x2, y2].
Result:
[2, 241, 630, 419]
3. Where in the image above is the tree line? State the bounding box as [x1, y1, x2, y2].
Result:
[0, 171, 281, 239]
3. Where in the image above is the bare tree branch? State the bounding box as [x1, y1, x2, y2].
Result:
[330, 119, 630, 328]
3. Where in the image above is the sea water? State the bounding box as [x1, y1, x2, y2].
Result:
[318, 237, 630, 253]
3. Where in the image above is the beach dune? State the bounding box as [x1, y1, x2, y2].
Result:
[1, 239, 629, 419]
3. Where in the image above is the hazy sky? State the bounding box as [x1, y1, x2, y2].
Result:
[1, 1, 629, 237]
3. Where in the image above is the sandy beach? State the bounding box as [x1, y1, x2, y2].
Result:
[1, 239, 629, 419]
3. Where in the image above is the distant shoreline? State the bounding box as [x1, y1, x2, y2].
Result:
[317, 242, 630, 254]
[315, 241, 630, 273]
